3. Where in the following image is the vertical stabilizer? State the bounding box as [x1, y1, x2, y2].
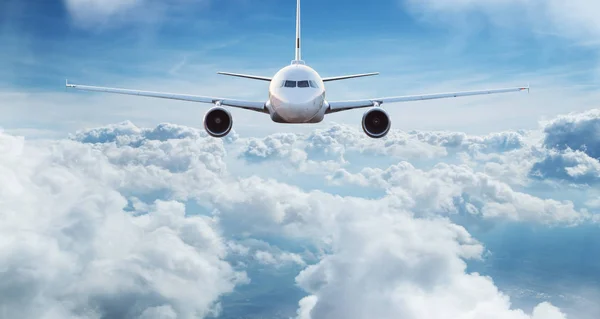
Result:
[295, 0, 301, 61]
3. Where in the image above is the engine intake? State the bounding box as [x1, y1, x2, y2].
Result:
[362, 107, 391, 138]
[203, 106, 233, 138]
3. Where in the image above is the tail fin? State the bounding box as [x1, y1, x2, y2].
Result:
[295, 0, 301, 61]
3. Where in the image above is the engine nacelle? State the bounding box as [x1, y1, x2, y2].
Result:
[203, 106, 233, 138]
[362, 107, 391, 138]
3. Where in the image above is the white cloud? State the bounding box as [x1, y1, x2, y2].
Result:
[327, 161, 588, 225]
[530, 149, 600, 184]
[0, 130, 245, 319]
[532, 302, 569, 319]
[254, 250, 278, 264]
[403, 0, 600, 41]
[139, 305, 178, 319]
[542, 108, 600, 159]
[63, 0, 150, 28]
[410, 129, 527, 153]
[64, 118, 595, 230]
[64, 0, 141, 19]
[305, 124, 449, 161]
[62, 0, 205, 29]
[1, 109, 597, 318]
[253, 250, 305, 267]
[237, 132, 342, 173]
[234, 123, 530, 174]
[293, 209, 566, 319]
[228, 238, 307, 268]
[525, 109, 600, 185]
[296, 295, 318, 319]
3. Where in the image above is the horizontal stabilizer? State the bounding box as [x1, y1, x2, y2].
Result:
[322, 72, 379, 82]
[217, 72, 272, 81]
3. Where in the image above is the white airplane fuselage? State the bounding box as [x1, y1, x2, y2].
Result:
[266, 61, 327, 124]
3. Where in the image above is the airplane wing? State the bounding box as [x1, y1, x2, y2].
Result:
[65, 80, 268, 113]
[322, 72, 379, 82]
[217, 72, 272, 81]
[326, 86, 529, 114]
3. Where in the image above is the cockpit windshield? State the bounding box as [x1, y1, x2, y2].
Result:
[281, 80, 319, 88]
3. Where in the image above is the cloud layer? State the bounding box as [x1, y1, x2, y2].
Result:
[2, 108, 600, 318]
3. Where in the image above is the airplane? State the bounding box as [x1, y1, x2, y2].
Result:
[66, 0, 529, 139]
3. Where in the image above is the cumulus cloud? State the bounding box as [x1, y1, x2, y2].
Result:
[526, 109, 600, 185]
[0, 128, 245, 319]
[542, 109, 600, 159]
[67, 121, 232, 201]
[304, 124, 448, 161]
[64, 117, 598, 229]
[235, 124, 528, 173]
[237, 132, 340, 173]
[327, 161, 588, 225]
[530, 149, 600, 184]
[2, 110, 597, 319]
[71, 121, 205, 146]
[240, 133, 300, 163]
[253, 250, 305, 267]
[410, 129, 527, 154]
[226, 238, 307, 268]
[293, 209, 567, 319]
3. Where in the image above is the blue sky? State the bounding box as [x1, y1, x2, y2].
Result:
[2, 0, 600, 138]
[3, 0, 599, 89]
[1, 1, 600, 319]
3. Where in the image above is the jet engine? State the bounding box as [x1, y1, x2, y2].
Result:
[203, 106, 233, 137]
[362, 107, 391, 138]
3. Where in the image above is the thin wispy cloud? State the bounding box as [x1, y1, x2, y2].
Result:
[62, 0, 212, 30]
[403, 0, 600, 38]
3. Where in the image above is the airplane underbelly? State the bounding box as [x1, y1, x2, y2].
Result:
[270, 95, 324, 123]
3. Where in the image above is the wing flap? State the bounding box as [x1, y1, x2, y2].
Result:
[326, 86, 529, 113]
[66, 81, 268, 113]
